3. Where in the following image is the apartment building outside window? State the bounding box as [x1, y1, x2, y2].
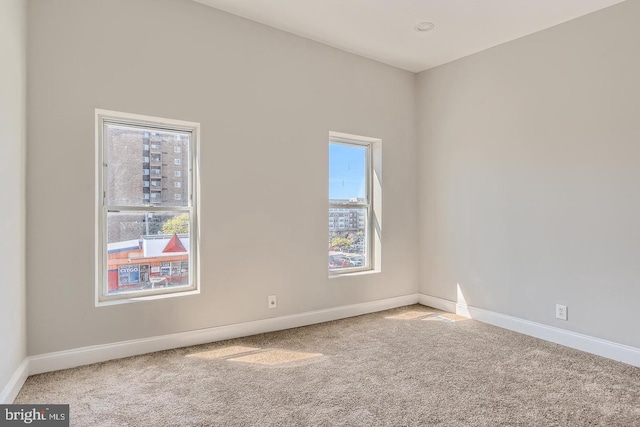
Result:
[96, 109, 199, 304]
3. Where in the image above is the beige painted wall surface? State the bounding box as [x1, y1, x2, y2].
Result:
[27, 0, 418, 355]
[0, 0, 27, 391]
[417, 0, 640, 347]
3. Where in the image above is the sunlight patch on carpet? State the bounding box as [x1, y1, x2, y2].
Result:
[423, 313, 469, 322]
[228, 349, 322, 365]
[385, 310, 435, 320]
[186, 346, 260, 360]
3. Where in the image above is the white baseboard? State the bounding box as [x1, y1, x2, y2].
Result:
[418, 294, 457, 313]
[13, 293, 640, 397]
[0, 359, 29, 404]
[29, 294, 420, 375]
[418, 293, 640, 368]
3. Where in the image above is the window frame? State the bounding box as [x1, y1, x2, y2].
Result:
[95, 109, 200, 306]
[328, 136, 373, 275]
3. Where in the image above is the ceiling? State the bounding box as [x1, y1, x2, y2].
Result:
[193, 0, 626, 73]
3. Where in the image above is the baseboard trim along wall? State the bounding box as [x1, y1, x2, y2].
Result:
[0, 359, 29, 404]
[28, 294, 420, 375]
[10, 292, 639, 401]
[419, 293, 640, 368]
[417, 294, 457, 313]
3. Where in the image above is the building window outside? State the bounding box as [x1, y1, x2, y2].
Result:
[175, 171, 181, 177]
[96, 109, 199, 304]
[174, 182, 181, 188]
[174, 158, 181, 165]
[174, 146, 181, 153]
[328, 135, 375, 274]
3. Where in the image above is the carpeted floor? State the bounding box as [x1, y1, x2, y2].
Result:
[15, 305, 640, 426]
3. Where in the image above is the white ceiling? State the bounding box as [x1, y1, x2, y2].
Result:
[193, 0, 626, 72]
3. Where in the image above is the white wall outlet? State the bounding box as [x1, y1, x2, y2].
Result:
[268, 295, 277, 309]
[556, 304, 567, 320]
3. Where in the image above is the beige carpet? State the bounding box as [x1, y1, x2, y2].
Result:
[15, 305, 640, 426]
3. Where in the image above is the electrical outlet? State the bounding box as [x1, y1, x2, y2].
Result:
[268, 295, 277, 309]
[556, 304, 567, 320]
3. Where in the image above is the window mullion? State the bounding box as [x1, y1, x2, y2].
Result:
[329, 203, 370, 209]
[105, 206, 192, 213]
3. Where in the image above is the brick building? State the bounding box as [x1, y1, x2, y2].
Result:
[106, 127, 190, 244]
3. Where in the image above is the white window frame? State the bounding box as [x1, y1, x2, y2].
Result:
[95, 109, 200, 305]
[329, 132, 380, 276]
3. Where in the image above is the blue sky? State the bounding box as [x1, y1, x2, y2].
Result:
[329, 143, 366, 200]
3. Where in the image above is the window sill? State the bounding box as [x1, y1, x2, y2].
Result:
[329, 269, 381, 279]
[95, 289, 200, 307]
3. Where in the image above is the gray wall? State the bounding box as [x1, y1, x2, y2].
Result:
[417, 0, 640, 347]
[0, 0, 27, 394]
[27, 0, 418, 355]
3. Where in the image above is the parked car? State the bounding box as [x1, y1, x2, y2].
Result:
[329, 255, 354, 269]
[346, 256, 363, 267]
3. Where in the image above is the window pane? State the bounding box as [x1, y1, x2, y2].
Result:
[329, 143, 367, 202]
[105, 124, 189, 207]
[328, 208, 367, 271]
[106, 211, 191, 295]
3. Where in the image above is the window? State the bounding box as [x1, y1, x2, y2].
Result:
[174, 182, 181, 188]
[174, 171, 181, 177]
[174, 146, 181, 153]
[329, 134, 375, 274]
[174, 158, 181, 165]
[96, 109, 199, 304]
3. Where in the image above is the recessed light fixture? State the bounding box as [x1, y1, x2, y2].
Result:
[414, 22, 435, 32]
